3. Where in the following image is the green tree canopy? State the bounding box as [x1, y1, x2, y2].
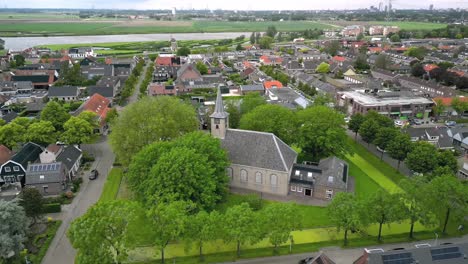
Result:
[176, 46, 191, 56]
[358, 119, 379, 145]
[195, 61, 208, 75]
[239, 104, 296, 145]
[262, 203, 302, 251]
[185, 210, 221, 260]
[375, 54, 392, 70]
[127, 132, 229, 210]
[240, 93, 267, 115]
[348, 113, 366, 138]
[61, 116, 93, 145]
[387, 133, 413, 171]
[374, 127, 398, 160]
[26, 121, 56, 146]
[226, 101, 240, 128]
[266, 26, 277, 38]
[297, 106, 349, 161]
[405, 142, 439, 175]
[0, 123, 26, 149]
[259, 36, 274, 49]
[19, 188, 44, 224]
[41, 101, 71, 131]
[69, 200, 145, 264]
[405, 47, 427, 60]
[315, 62, 330, 73]
[0, 200, 29, 261]
[109, 96, 198, 165]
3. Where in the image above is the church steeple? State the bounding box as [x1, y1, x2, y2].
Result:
[210, 86, 229, 139]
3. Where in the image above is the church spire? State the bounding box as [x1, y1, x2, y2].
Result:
[210, 86, 229, 139]
[210, 86, 229, 119]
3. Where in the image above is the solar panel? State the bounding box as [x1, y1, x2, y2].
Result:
[382, 253, 414, 264]
[431, 247, 462, 261]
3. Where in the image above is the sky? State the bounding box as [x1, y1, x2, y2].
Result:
[3, 0, 466, 10]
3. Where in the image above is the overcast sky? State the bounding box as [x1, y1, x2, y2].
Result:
[3, 0, 466, 10]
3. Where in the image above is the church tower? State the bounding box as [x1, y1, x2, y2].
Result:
[210, 86, 229, 139]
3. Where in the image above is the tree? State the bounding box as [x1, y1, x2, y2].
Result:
[366, 190, 406, 241]
[411, 63, 425, 77]
[390, 34, 401, 42]
[236, 43, 244, 51]
[77, 111, 98, 129]
[348, 113, 366, 139]
[19, 188, 44, 224]
[313, 93, 334, 106]
[127, 132, 229, 210]
[266, 26, 277, 38]
[400, 176, 436, 238]
[375, 54, 391, 70]
[41, 101, 71, 131]
[0, 200, 29, 262]
[358, 119, 380, 146]
[226, 101, 240, 128]
[240, 93, 266, 114]
[436, 150, 458, 176]
[109, 96, 198, 165]
[69, 200, 144, 264]
[250, 32, 256, 44]
[387, 133, 412, 171]
[324, 40, 340, 56]
[259, 36, 274, 49]
[148, 201, 192, 264]
[55, 63, 86, 86]
[356, 33, 364, 41]
[26, 121, 56, 146]
[0, 123, 26, 149]
[297, 106, 349, 161]
[327, 193, 365, 246]
[11, 117, 31, 130]
[262, 203, 302, 252]
[13, 55, 25, 68]
[195, 61, 208, 75]
[451, 97, 468, 117]
[405, 47, 427, 60]
[432, 99, 446, 120]
[315, 62, 330, 73]
[426, 175, 468, 234]
[176, 46, 191, 56]
[61, 116, 93, 145]
[354, 54, 370, 71]
[185, 210, 221, 261]
[223, 203, 261, 256]
[405, 142, 438, 175]
[240, 104, 296, 145]
[104, 108, 119, 124]
[374, 127, 398, 160]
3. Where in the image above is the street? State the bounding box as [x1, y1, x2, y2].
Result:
[41, 137, 115, 264]
[220, 234, 468, 264]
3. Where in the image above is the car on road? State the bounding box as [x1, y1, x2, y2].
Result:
[376, 146, 387, 153]
[298, 257, 314, 264]
[344, 117, 350, 123]
[394, 120, 404, 127]
[89, 169, 99, 180]
[413, 119, 423, 125]
[445, 120, 457, 127]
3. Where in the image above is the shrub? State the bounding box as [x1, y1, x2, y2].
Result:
[240, 194, 264, 211]
[82, 152, 95, 163]
[42, 203, 61, 213]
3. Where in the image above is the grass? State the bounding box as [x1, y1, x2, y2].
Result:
[28, 220, 62, 264]
[99, 167, 124, 202]
[366, 21, 447, 31]
[0, 22, 115, 36]
[346, 158, 382, 198]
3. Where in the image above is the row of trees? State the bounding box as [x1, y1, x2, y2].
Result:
[69, 200, 301, 264]
[119, 58, 145, 105]
[260, 65, 290, 86]
[139, 62, 155, 96]
[329, 173, 468, 245]
[411, 62, 468, 89]
[0, 101, 97, 149]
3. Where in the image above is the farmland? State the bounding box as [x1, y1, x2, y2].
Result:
[327, 20, 447, 30]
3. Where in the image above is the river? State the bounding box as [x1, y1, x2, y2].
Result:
[3, 32, 250, 50]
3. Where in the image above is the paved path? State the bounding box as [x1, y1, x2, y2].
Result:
[41, 137, 115, 264]
[128, 59, 150, 105]
[221, 234, 468, 264]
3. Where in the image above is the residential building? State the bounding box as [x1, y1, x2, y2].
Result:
[68, 47, 95, 59]
[0, 142, 43, 186]
[0, 81, 34, 96]
[341, 25, 365, 37]
[398, 76, 455, 97]
[40, 144, 82, 179]
[87, 86, 115, 100]
[76, 93, 111, 133]
[338, 90, 434, 120]
[353, 242, 468, 264]
[147, 83, 177, 96]
[96, 76, 121, 92]
[240, 84, 265, 95]
[267, 87, 311, 109]
[211, 87, 297, 196]
[458, 157, 468, 180]
[369, 26, 384, 35]
[259, 55, 283, 66]
[10, 69, 58, 89]
[25, 162, 68, 196]
[303, 252, 336, 264]
[48, 86, 80, 101]
[432, 97, 468, 117]
[264, 80, 284, 89]
[404, 127, 453, 149]
[383, 26, 400, 36]
[81, 64, 114, 79]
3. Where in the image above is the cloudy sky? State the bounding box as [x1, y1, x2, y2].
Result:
[3, 0, 466, 10]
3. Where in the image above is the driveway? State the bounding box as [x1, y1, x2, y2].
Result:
[41, 137, 115, 264]
[220, 234, 468, 264]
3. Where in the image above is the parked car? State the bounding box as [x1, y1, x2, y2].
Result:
[413, 119, 423, 125]
[394, 120, 404, 127]
[89, 169, 99, 180]
[376, 146, 387, 153]
[298, 257, 314, 264]
[344, 117, 350, 123]
[445, 120, 457, 127]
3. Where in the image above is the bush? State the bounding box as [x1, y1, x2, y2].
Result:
[82, 152, 95, 163]
[43, 196, 65, 205]
[240, 194, 264, 211]
[42, 203, 61, 213]
[72, 178, 83, 193]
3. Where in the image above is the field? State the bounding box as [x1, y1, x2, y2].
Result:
[327, 20, 447, 31]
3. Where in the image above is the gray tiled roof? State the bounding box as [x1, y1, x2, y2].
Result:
[48, 86, 79, 97]
[291, 157, 348, 190]
[221, 129, 297, 172]
[56, 145, 82, 172]
[240, 84, 264, 92]
[87, 86, 114, 98]
[12, 142, 43, 168]
[26, 162, 66, 184]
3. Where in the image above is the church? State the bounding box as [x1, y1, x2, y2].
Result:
[210, 88, 298, 196]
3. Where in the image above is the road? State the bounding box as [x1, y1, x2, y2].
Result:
[221, 234, 468, 264]
[41, 62, 148, 264]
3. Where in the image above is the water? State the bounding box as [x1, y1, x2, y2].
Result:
[3, 32, 250, 51]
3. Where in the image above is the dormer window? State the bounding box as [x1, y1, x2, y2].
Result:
[307, 172, 313, 178]
[295, 170, 300, 176]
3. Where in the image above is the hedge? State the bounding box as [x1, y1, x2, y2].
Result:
[42, 203, 61, 213]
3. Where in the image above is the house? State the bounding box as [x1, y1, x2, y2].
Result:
[0, 142, 43, 186]
[353, 242, 468, 264]
[338, 90, 434, 120]
[398, 76, 455, 97]
[259, 55, 283, 66]
[155, 55, 180, 66]
[404, 127, 453, 149]
[24, 162, 68, 196]
[68, 47, 95, 59]
[147, 83, 177, 96]
[48, 86, 80, 101]
[458, 157, 468, 181]
[0, 81, 34, 96]
[0, 145, 12, 165]
[81, 64, 114, 79]
[432, 97, 468, 117]
[289, 157, 349, 200]
[55, 145, 82, 179]
[240, 84, 265, 95]
[267, 87, 311, 109]
[341, 25, 365, 37]
[211, 88, 298, 196]
[10, 70, 58, 89]
[86, 86, 115, 100]
[264, 80, 283, 89]
[76, 93, 111, 133]
[96, 76, 121, 92]
[447, 127, 468, 153]
[153, 65, 179, 82]
[303, 252, 336, 264]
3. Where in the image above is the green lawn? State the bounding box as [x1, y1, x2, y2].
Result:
[0, 22, 114, 35]
[367, 21, 447, 31]
[99, 167, 124, 202]
[346, 158, 382, 198]
[192, 21, 334, 32]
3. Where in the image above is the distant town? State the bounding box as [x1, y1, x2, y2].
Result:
[0, 6, 467, 264]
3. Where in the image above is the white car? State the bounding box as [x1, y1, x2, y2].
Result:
[394, 120, 404, 127]
[344, 117, 350, 123]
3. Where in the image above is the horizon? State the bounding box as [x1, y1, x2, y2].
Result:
[2, 0, 467, 11]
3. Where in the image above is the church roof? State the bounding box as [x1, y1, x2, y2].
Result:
[210, 86, 229, 119]
[222, 129, 297, 172]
